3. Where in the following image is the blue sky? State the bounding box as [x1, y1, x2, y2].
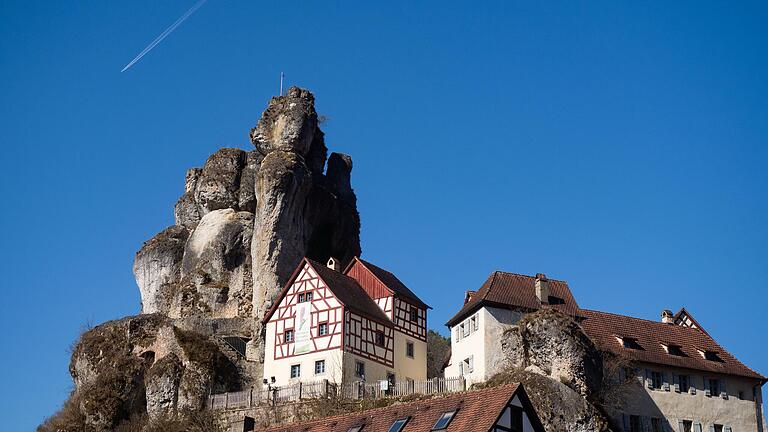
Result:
[1, 1, 767, 429]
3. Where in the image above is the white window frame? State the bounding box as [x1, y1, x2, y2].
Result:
[314, 360, 326, 375]
[290, 364, 301, 379]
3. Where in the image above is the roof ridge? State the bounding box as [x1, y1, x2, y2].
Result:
[581, 308, 700, 329]
[492, 270, 569, 284]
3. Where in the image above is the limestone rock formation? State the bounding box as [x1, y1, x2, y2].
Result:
[496, 308, 603, 397]
[134, 86, 360, 322]
[43, 87, 363, 431]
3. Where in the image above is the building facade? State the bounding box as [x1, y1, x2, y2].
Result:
[444, 272, 581, 385]
[262, 257, 429, 387]
[444, 269, 767, 431]
[580, 309, 767, 432]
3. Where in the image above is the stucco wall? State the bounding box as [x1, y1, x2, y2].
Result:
[611, 362, 765, 431]
[341, 351, 394, 384]
[446, 306, 523, 385]
[393, 331, 427, 381]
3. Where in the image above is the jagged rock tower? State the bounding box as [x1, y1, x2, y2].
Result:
[134, 86, 361, 321]
[41, 88, 362, 432]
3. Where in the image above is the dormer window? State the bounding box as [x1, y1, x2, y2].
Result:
[662, 343, 686, 357]
[616, 336, 643, 350]
[700, 349, 723, 362]
[547, 295, 565, 305]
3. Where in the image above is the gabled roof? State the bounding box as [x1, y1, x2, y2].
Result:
[262, 258, 391, 325]
[579, 309, 765, 381]
[345, 257, 431, 309]
[446, 271, 581, 326]
[261, 383, 544, 432]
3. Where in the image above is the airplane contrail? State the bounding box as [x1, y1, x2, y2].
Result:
[121, 0, 208, 72]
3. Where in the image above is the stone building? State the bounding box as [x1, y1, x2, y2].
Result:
[443, 270, 767, 432]
[261, 257, 429, 387]
[444, 271, 581, 385]
[580, 308, 767, 432]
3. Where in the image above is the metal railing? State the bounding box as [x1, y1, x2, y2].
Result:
[207, 376, 467, 410]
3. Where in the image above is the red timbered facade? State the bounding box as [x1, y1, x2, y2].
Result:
[263, 258, 410, 386]
[344, 257, 430, 342]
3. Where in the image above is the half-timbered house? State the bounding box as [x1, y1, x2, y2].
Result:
[262, 257, 429, 387]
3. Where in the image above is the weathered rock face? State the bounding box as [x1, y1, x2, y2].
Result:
[133, 86, 360, 322]
[497, 308, 603, 398]
[133, 226, 189, 314]
[483, 369, 613, 432]
[251, 87, 361, 320]
[46, 87, 362, 430]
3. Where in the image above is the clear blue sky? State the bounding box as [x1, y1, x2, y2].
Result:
[1, 1, 766, 429]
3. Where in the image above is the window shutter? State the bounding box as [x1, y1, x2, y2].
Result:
[724, 426, 732, 432]
[678, 421, 685, 432]
[663, 372, 670, 391]
[673, 374, 680, 393]
[646, 369, 653, 389]
[694, 423, 702, 432]
[708, 425, 715, 432]
[468, 355, 474, 372]
[459, 362, 464, 376]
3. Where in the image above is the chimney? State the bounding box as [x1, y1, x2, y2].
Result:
[326, 257, 341, 271]
[661, 309, 674, 324]
[535, 273, 549, 304]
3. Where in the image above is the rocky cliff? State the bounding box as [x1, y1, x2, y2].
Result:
[41, 87, 362, 431]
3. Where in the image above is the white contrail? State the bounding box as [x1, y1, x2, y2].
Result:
[121, 0, 208, 72]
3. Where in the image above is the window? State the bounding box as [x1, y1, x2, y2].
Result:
[738, 390, 745, 400]
[298, 293, 305, 302]
[622, 337, 643, 350]
[470, 315, 478, 331]
[315, 360, 325, 375]
[680, 420, 692, 432]
[410, 307, 419, 322]
[388, 418, 409, 432]
[461, 323, 469, 337]
[306, 292, 313, 301]
[355, 361, 365, 378]
[318, 322, 329, 336]
[347, 426, 364, 432]
[703, 350, 723, 362]
[509, 406, 524, 432]
[713, 425, 723, 432]
[547, 295, 566, 305]
[651, 371, 662, 390]
[375, 330, 385, 346]
[629, 415, 642, 432]
[666, 344, 685, 356]
[431, 410, 458, 430]
[290, 364, 301, 378]
[284, 329, 294, 343]
[461, 356, 474, 374]
[298, 292, 313, 302]
[679, 374, 690, 393]
[454, 327, 461, 342]
[406, 341, 414, 358]
[707, 378, 720, 397]
[651, 418, 662, 432]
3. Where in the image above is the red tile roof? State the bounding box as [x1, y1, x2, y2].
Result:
[353, 258, 431, 309]
[263, 258, 391, 325]
[579, 309, 765, 381]
[261, 383, 543, 432]
[445, 271, 581, 326]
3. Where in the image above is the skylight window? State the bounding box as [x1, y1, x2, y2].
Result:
[347, 426, 364, 432]
[388, 417, 410, 432]
[431, 410, 458, 430]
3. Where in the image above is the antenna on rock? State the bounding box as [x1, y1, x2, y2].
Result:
[279, 72, 285, 96]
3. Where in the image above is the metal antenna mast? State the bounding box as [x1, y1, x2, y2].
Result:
[280, 72, 285, 96]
